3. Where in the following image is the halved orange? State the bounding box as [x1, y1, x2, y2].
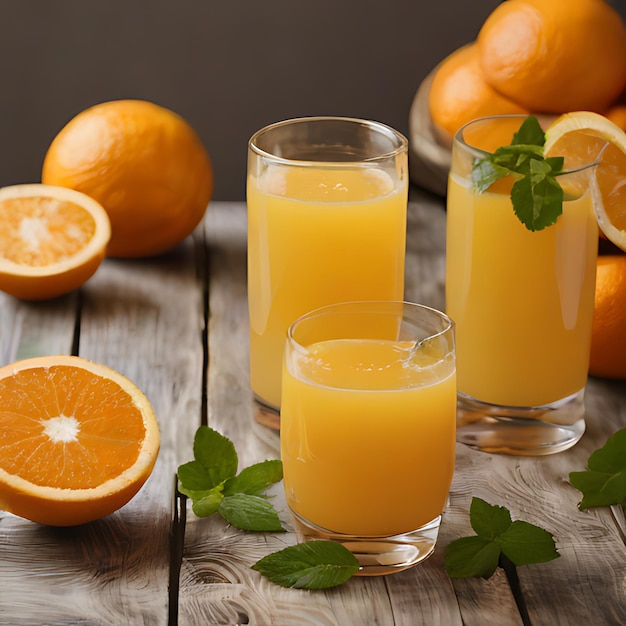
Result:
[544, 111, 626, 250]
[0, 184, 111, 300]
[0, 355, 160, 526]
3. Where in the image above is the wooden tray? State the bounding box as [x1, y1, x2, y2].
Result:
[408, 69, 451, 198]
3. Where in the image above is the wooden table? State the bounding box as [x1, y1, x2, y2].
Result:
[1, 193, 625, 625]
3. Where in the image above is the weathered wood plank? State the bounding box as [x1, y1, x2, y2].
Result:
[0, 292, 78, 366]
[179, 200, 468, 625]
[0, 234, 205, 624]
[182, 196, 626, 626]
[403, 196, 523, 625]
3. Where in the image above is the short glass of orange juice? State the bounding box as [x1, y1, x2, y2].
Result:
[247, 118, 408, 428]
[280, 300, 456, 575]
[446, 115, 599, 455]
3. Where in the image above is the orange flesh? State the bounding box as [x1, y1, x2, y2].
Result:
[0, 197, 97, 267]
[548, 131, 626, 231]
[0, 365, 145, 489]
[596, 142, 626, 231]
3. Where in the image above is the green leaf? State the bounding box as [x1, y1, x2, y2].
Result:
[223, 460, 283, 496]
[511, 115, 545, 147]
[470, 115, 565, 232]
[588, 428, 626, 473]
[177, 426, 284, 532]
[219, 493, 285, 532]
[470, 497, 512, 539]
[445, 536, 501, 579]
[252, 541, 360, 589]
[498, 520, 560, 565]
[445, 497, 560, 580]
[177, 459, 216, 491]
[511, 159, 563, 231]
[191, 488, 224, 518]
[569, 428, 626, 509]
[193, 426, 239, 485]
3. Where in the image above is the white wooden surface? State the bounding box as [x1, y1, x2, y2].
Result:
[0, 196, 625, 625]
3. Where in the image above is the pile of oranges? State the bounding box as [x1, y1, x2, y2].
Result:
[428, 0, 626, 141]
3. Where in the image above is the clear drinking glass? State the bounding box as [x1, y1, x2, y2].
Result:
[446, 115, 599, 455]
[247, 117, 408, 429]
[280, 301, 456, 575]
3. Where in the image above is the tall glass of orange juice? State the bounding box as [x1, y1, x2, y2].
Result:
[281, 301, 456, 575]
[247, 118, 408, 428]
[446, 115, 599, 455]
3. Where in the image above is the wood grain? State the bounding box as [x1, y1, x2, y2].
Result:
[0, 195, 624, 625]
[0, 237, 203, 624]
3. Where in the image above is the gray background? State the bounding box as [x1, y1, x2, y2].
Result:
[1, 1, 625, 200]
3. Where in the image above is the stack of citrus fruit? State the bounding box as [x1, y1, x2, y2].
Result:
[428, 0, 626, 141]
[0, 355, 160, 526]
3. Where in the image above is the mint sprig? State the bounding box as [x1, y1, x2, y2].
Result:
[445, 497, 560, 579]
[252, 541, 360, 589]
[569, 428, 626, 510]
[177, 426, 285, 531]
[471, 115, 566, 231]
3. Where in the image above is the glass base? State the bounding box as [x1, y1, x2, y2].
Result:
[253, 395, 280, 430]
[456, 389, 586, 456]
[291, 509, 441, 576]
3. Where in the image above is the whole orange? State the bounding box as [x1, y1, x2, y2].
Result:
[428, 42, 528, 141]
[589, 255, 626, 379]
[477, 0, 626, 113]
[606, 103, 626, 131]
[42, 99, 213, 258]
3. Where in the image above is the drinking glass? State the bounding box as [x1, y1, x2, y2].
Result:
[247, 117, 408, 428]
[446, 115, 599, 455]
[280, 301, 456, 575]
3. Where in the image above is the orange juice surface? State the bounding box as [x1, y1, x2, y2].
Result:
[280, 338, 456, 536]
[445, 174, 598, 407]
[248, 167, 406, 408]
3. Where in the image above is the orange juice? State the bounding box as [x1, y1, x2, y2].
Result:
[446, 174, 598, 407]
[280, 337, 456, 536]
[248, 166, 406, 409]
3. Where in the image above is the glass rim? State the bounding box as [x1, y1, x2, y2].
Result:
[287, 300, 454, 350]
[454, 114, 601, 174]
[248, 116, 408, 166]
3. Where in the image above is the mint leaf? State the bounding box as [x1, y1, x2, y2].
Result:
[219, 493, 285, 532]
[224, 460, 283, 496]
[499, 520, 560, 565]
[177, 426, 238, 491]
[177, 426, 284, 531]
[471, 115, 565, 232]
[190, 487, 224, 518]
[511, 158, 563, 231]
[445, 497, 559, 579]
[252, 541, 360, 589]
[469, 497, 512, 539]
[569, 428, 626, 509]
[471, 158, 512, 193]
[444, 536, 501, 579]
[511, 115, 545, 147]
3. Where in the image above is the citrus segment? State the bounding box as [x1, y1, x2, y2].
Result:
[0, 355, 160, 526]
[41, 99, 213, 258]
[544, 111, 626, 251]
[0, 184, 111, 300]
